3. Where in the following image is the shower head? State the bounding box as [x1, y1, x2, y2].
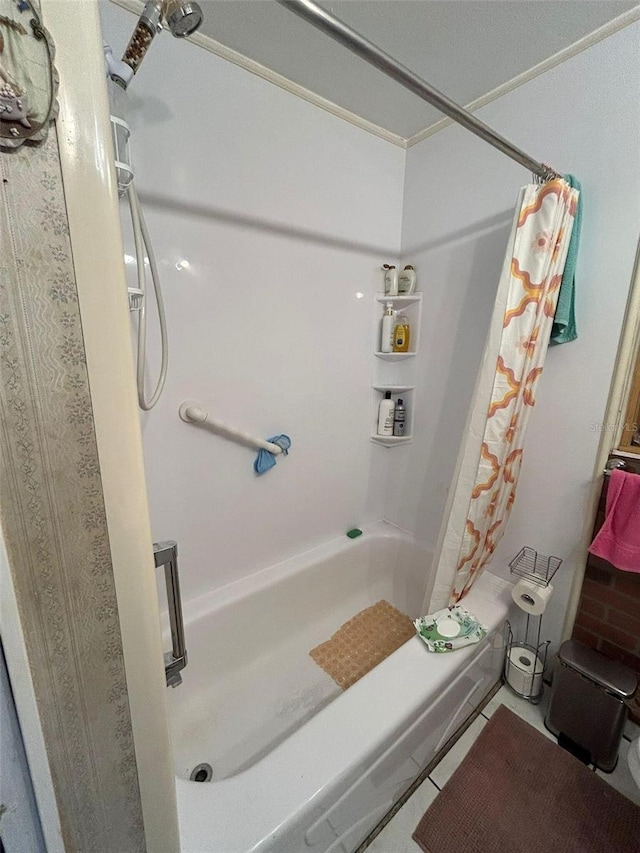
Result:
[119, 0, 204, 85]
[164, 1, 203, 38]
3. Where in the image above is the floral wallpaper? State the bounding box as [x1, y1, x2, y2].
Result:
[0, 130, 145, 850]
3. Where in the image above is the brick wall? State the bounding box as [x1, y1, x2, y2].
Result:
[572, 457, 640, 722]
[574, 559, 640, 671]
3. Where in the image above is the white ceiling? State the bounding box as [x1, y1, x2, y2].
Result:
[196, 1, 638, 139]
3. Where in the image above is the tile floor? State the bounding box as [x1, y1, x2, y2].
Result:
[364, 684, 640, 852]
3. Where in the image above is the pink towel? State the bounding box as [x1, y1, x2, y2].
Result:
[588, 470, 640, 572]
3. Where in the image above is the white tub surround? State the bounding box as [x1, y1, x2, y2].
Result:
[97, 0, 405, 606]
[170, 524, 512, 853]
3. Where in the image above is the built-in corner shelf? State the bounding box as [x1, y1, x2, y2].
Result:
[371, 384, 416, 447]
[374, 293, 421, 361]
[371, 288, 422, 448]
[374, 351, 416, 361]
[373, 385, 415, 394]
[375, 294, 422, 308]
[371, 434, 413, 447]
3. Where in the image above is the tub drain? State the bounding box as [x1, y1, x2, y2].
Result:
[190, 763, 213, 783]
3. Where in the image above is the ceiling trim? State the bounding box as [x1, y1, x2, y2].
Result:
[405, 5, 640, 148]
[108, 1, 640, 150]
[108, 0, 407, 147]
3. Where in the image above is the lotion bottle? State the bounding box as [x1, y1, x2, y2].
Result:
[380, 302, 395, 353]
[393, 398, 406, 437]
[382, 264, 398, 296]
[377, 391, 395, 436]
[398, 265, 417, 295]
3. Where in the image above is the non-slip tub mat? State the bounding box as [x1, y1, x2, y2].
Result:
[413, 705, 640, 853]
[309, 600, 415, 690]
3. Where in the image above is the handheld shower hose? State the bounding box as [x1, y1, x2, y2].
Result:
[128, 183, 168, 410]
[105, 0, 203, 410]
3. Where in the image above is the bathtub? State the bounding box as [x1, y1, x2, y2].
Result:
[168, 522, 513, 853]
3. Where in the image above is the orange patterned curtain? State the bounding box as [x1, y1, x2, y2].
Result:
[428, 180, 579, 609]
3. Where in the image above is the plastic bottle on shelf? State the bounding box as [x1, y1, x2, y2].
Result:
[398, 265, 417, 295]
[377, 392, 395, 436]
[380, 302, 395, 353]
[382, 264, 398, 296]
[393, 312, 411, 353]
[393, 398, 406, 437]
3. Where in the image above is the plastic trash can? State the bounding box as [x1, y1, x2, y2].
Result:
[545, 639, 638, 772]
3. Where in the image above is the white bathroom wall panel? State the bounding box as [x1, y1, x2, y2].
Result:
[398, 22, 640, 652]
[99, 2, 404, 601]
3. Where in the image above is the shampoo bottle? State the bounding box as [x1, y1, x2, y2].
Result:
[377, 391, 395, 436]
[393, 398, 406, 437]
[382, 264, 398, 296]
[398, 265, 417, 295]
[380, 302, 395, 353]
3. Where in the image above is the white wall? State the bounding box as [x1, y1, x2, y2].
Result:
[397, 22, 640, 652]
[99, 2, 404, 603]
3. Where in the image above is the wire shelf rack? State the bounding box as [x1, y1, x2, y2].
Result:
[509, 547, 562, 587]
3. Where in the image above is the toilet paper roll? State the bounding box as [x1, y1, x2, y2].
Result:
[506, 644, 544, 697]
[511, 578, 554, 615]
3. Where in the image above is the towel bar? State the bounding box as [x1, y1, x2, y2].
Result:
[603, 458, 628, 477]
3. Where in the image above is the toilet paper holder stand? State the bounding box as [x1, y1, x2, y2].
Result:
[503, 546, 562, 703]
[503, 621, 550, 704]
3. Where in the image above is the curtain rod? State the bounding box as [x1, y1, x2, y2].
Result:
[276, 0, 559, 180]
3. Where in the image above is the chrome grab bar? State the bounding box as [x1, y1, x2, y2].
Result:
[153, 540, 187, 688]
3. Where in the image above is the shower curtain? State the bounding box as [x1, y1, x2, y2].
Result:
[427, 179, 579, 611]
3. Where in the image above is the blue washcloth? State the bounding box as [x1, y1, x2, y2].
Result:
[550, 174, 581, 345]
[254, 435, 291, 475]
